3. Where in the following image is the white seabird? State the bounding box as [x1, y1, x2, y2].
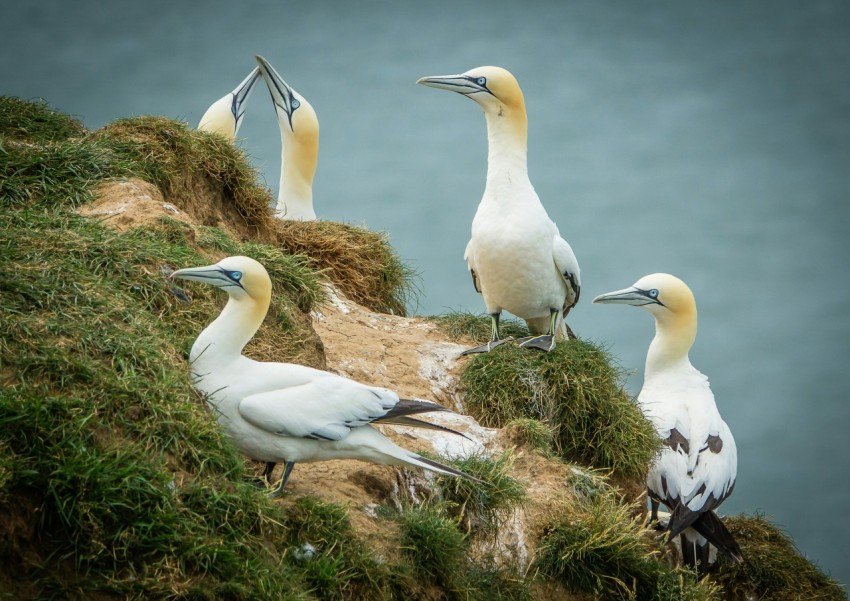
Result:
[197, 67, 261, 141]
[593, 273, 743, 573]
[255, 55, 319, 221]
[171, 255, 476, 495]
[417, 66, 581, 354]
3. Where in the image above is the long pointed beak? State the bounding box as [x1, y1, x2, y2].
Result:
[593, 286, 654, 306]
[230, 67, 261, 129]
[417, 74, 486, 96]
[255, 54, 299, 128]
[171, 264, 227, 286]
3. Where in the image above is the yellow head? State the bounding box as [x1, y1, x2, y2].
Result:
[171, 255, 272, 307]
[417, 65, 526, 117]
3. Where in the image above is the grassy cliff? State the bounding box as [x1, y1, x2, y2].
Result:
[0, 97, 844, 600]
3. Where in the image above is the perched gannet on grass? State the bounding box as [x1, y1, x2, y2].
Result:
[171, 255, 476, 496]
[417, 66, 580, 354]
[197, 67, 261, 141]
[593, 273, 742, 574]
[255, 55, 319, 221]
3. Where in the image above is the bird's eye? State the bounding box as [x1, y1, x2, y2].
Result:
[230, 271, 242, 281]
[291, 99, 301, 109]
[648, 289, 659, 298]
[476, 77, 487, 86]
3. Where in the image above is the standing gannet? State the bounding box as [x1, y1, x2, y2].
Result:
[417, 66, 581, 354]
[255, 55, 319, 221]
[197, 67, 261, 141]
[171, 255, 476, 495]
[594, 274, 742, 573]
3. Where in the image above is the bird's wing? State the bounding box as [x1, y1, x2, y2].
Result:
[651, 419, 737, 538]
[464, 239, 481, 294]
[682, 422, 737, 513]
[238, 376, 401, 441]
[552, 234, 581, 311]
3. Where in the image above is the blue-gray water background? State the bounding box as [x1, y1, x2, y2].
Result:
[3, 0, 848, 586]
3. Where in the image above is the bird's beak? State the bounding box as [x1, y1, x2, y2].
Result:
[416, 74, 489, 96]
[171, 264, 228, 287]
[230, 67, 261, 129]
[593, 286, 656, 306]
[256, 55, 299, 129]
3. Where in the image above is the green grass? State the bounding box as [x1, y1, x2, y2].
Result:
[0, 96, 86, 142]
[93, 115, 275, 233]
[711, 513, 847, 601]
[433, 451, 527, 537]
[430, 311, 530, 342]
[535, 469, 719, 601]
[458, 340, 661, 481]
[397, 503, 533, 601]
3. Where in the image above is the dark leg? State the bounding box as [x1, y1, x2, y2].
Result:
[268, 461, 296, 498]
[519, 309, 558, 352]
[249, 461, 277, 488]
[461, 312, 511, 355]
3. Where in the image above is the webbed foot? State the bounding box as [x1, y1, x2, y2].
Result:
[518, 334, 556, 352]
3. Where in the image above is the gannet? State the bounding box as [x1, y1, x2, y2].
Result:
[197, 67, 261, 141]
[417, 66, 581, 354]
[171, 255, 475, 495]
[255, 55, 319, 221]
[593, 274, 742, 573]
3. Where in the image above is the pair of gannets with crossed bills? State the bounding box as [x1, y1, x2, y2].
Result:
[197, 67, 261, 142]
[198, 56, 319, 221]
[171, 255, 476, 495]
[418, 67, 581, 354]
[594, 274, 742, 573]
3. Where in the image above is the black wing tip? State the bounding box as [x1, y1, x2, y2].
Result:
[382, 415, 471, 440]
[414, 455, 485, 484]
[692, 511, 744, 563]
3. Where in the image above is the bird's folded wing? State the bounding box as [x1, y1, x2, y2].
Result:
[552, 235, 581, 306]
[683, 430, 737, 513]
[464, 239, 481, 293]
[238, 377, 399, 441]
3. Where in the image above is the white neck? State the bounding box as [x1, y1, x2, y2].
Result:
[190, 295, 267, 370]
[644, 313, 698, 378]
[274, 119, 318, 221]
[275, 159, 316, 220]
[483, 107, 529, 185]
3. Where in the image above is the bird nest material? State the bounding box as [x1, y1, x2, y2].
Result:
[273, 219, 418, 316]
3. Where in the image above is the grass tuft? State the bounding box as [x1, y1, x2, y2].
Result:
[0, 96, 86, 142]
[535, 469, 719, 601]
[711, 513, 847, 601]
[430, 311, 530, 342]
[273, 219, 418, 316]
[93, 115, 276, 237]
[458, 340, 660, 481]
[433, 451, 527, 537]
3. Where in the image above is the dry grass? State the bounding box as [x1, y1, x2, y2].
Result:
[273, 219, 418, 316]
[711, 513, 847, 601]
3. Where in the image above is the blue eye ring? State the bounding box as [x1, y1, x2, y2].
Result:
[476, 77, 486, 86]
[291, 99, 300, 109]
[648, 288, 659, 298]
[230, 271, 242, 281]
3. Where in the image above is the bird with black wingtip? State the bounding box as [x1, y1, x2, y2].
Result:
[171, 255, 479, 496]
[594, 273, 742, 574]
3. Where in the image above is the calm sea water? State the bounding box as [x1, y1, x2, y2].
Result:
[3, 0, 848, 585]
